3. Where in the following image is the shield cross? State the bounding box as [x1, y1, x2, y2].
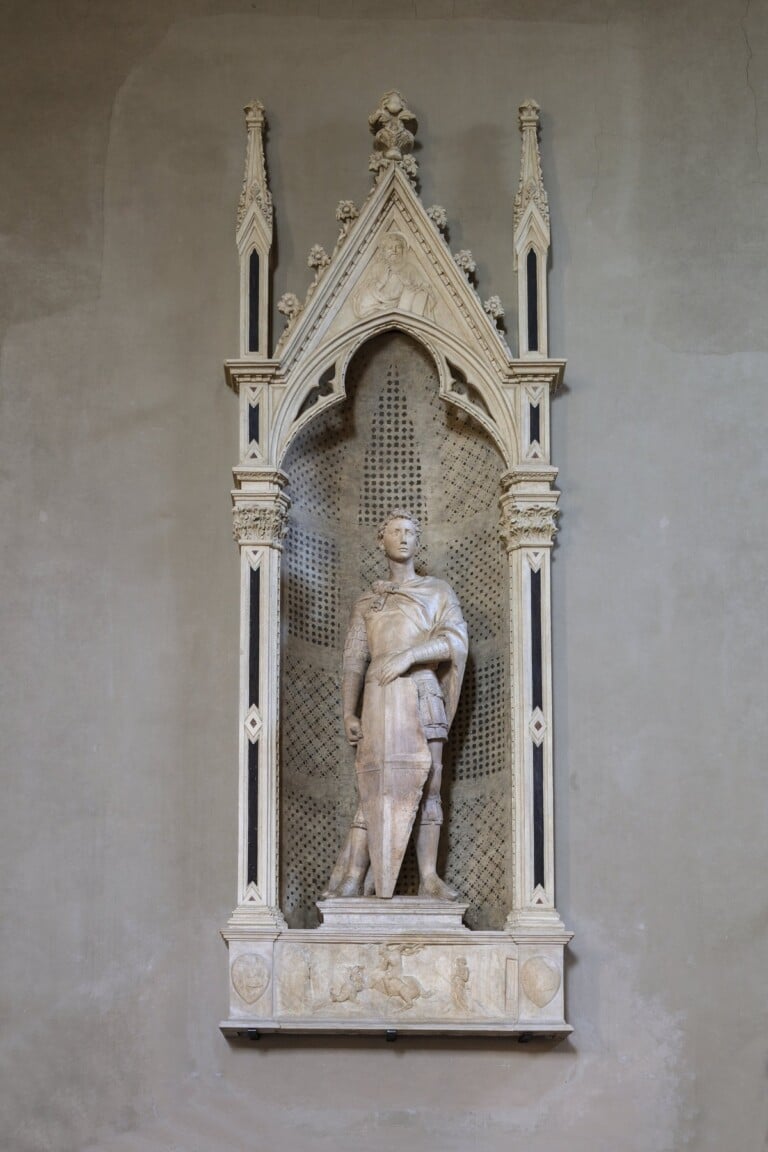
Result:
[355, 676, 431, 897]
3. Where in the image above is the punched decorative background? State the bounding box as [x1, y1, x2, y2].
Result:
[281, 333, 512, 929]
[282, 657, 341, 780]
[284, 526, 339, 648]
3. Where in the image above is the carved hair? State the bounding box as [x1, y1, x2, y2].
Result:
[376, 508, 422, 545]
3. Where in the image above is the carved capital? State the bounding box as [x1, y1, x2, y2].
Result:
[499, 497, 559, 550]
[233, 505, 289, 547]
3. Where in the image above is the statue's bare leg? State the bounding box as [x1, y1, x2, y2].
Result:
[416, 742, 460, 901]
[335, 826, 371, 897]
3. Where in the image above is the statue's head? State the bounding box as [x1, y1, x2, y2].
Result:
[380, 231, 407, 263]
[381, 89, 405, 116]
[350, 965, 365, 989]
[377, 509, 422, 561]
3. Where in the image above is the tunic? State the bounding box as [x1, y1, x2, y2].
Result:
[343, 576, 468, 836]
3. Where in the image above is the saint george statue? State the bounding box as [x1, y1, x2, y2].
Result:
[325, 510, 468, 901]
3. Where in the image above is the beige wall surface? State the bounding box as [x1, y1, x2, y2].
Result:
[1, 2, 767, 1150]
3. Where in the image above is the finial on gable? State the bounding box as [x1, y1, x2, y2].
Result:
[368, 90, 419, 185]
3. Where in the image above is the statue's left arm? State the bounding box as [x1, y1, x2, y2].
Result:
[377, 585, 468, 717]
[430, 587, 468, 725]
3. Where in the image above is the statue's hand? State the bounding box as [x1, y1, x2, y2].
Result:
[378, 649, 413, 685]
[345, 716, 363, 745]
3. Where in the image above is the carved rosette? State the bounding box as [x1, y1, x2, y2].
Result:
[499, 498, 559, 550]
[233, 506, 289, 547]
[426, 204, 448, 232]
[277, 291, 303, 328]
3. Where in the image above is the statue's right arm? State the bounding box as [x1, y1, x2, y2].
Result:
[342, 602, 369, 745]
[342, 674, 364, 744]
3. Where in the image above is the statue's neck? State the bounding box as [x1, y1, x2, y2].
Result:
[387, 558, 416, 584]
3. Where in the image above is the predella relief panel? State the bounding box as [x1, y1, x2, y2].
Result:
[221, 91, 572, 1036]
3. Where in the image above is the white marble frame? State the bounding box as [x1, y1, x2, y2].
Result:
[221, 94, 572, 1035]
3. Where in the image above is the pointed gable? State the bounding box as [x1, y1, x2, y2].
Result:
[275, 164, 510, 378]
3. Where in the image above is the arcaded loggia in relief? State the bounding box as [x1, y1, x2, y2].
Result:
[324, 510, 468, 902]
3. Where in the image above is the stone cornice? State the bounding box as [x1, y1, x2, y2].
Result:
[502, 464, 559, 488]
[505, 359, 566, 391]
[225, 359, 283, 394]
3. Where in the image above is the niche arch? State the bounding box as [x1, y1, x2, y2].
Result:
[273, 315, 516, 472]
[279, 330, 511, 929]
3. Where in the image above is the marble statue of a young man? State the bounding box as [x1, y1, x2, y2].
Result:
[325, 510, 468, 901]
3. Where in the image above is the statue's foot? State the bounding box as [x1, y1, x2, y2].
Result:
[418, 873, 460, 901]
[332, 873, 366, 898]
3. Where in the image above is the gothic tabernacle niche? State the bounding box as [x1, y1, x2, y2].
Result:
[221, 91, 572, 1036]
[280, 332, 511, 931]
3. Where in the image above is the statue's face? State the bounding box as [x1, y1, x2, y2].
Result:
[382, 235, 405, 262]
[380, 517, 418, 562]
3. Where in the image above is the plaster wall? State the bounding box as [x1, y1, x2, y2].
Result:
[1, 2, 767, 1150]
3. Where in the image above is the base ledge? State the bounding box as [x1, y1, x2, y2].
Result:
[220, 1018, 573, 1039]
[317, 896, 470, 933]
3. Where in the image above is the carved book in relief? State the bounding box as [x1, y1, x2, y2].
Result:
[221, 92, 572, 1036]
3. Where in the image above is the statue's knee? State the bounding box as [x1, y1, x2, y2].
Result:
[427, 737, 444, 772]
[419, 795, 443, 826]
[351, 804, 367, 831]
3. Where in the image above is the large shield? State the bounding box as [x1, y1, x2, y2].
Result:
[356, 675, 431, 898]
